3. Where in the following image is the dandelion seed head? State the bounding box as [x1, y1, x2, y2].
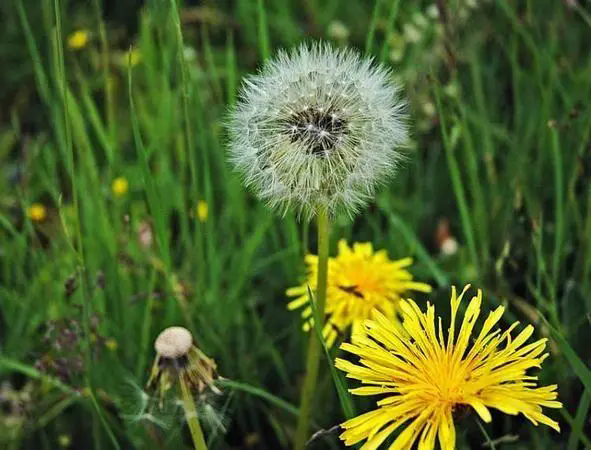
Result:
[227, 42, 408, 218]
[154, 326, 192, 359]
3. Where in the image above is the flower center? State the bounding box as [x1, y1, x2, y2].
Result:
[282, 106, 348, 157]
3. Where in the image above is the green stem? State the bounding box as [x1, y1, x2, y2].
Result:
[294, 209, 330, 450]
[179, 376, 208, 450]
[475, 418, 496, 450]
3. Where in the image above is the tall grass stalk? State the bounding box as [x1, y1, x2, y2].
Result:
[294, 209, 330, 450]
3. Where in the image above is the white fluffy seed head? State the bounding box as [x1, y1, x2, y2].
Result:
[154, 326, 193, 359]
[227, 42, 408, 219]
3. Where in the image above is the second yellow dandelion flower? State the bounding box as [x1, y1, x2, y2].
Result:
[287, 239, 431, 348]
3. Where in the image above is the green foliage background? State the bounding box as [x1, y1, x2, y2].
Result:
[1, 0, 591, 448]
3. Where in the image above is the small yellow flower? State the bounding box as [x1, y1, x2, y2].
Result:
[287, 240, 431, 347]
[67, 30, 89, 50]
[336, 285, 562, 449]
[28, 203, 47, 222]
[58, 434, 72, 448]
[105, 338, 118, 352]
[112, 177, 129, 197]
[196, 200, 208, 222]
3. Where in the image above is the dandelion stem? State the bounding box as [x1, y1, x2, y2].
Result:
[179, 376, 208, 450]
[294, 208, 330, 450]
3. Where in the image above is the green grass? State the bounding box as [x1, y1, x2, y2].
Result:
[1, 0, 591, 448]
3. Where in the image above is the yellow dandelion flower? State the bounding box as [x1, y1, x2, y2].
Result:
[112, 177, 129, 197]
[196, 200, 208, 222]
[287, 240, 431, 348]
[67, 30, 89, 50]
[335, 285, 562, 449]
[27, 203, 47, 222]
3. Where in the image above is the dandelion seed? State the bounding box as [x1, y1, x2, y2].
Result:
[67, 30, 89, 50]
[287, 240, 431, 347]
[27, 203, 47, 222]
[112, 177, 129, 197]
[336, 285, 562, 449]
[227, 42, 408, 218]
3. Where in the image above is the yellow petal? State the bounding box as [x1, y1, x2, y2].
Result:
[287, 296, 309, 310]
[468, 399, 492, 422]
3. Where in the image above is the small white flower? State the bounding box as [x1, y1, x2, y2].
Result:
[227, 43, 408, 218]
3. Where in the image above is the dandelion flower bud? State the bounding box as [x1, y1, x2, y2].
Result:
[227, 42, 408, 218]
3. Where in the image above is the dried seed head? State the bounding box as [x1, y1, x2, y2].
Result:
[154, 326, 193, 359]
[227, 42, 408, 219]
[148, 327, 220, 403]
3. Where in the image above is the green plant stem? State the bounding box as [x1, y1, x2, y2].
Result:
[179, 376, 208, 450]
[475, 418, 496, 450]
[294, 208, 330, 450]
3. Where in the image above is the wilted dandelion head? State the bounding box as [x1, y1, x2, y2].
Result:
[227, 42, 408, 218]
[147, 327, 219, 403]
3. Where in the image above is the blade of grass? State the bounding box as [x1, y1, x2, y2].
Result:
[127, 46, 170, 270]
[225, 29, 237, 106]
[458, 104, 489, 264]
[257, 0, 270, 60]
[542, 316, 591, 395]
[382, 208, 449, 287]
[432, 75, 480, 272]
[561, 408, 591, 449]
[549, 127, 563, 301]
[0, 357, 74, 395]
[365, 0, 382, 55]
[91, 0, 116, 146]
[15, 0, 51, 104]
[379, 0, 401, 62]
[217, 379, 299, 417]
[567, 390, 591, 450]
